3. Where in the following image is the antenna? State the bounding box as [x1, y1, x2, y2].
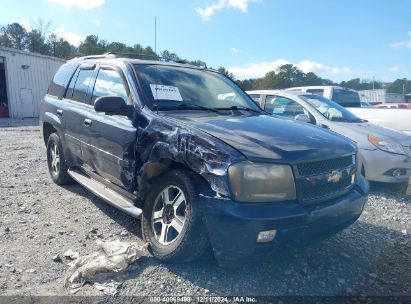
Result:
[154, 16, 159, 114]
[154, 17, 157, 55]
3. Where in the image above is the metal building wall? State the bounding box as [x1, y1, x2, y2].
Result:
[358, 89, 386, 104]
[0, 47, 65, 118]
[359, 89, 405, 104]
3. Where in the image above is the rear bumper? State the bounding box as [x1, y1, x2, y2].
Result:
[361, 148, 411, 183]
[202, 176, 369, 264]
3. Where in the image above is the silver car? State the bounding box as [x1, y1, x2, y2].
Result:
[247, 90, 411, 183]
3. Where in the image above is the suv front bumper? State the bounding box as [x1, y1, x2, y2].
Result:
[202, 176, 369, 264]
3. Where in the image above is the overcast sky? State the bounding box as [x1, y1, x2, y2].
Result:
[1, 0, 410, 82]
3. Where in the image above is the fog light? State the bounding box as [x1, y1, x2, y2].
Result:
[392, 169, 403, 177]
[257, 230, 277, 243]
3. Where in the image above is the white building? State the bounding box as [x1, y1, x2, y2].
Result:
[0, 46, 65, 118]
[358, 89, 404, 104]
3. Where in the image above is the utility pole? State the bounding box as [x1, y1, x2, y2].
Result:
[154, 17, 157, 55]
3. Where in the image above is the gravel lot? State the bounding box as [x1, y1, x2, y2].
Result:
[0, 122, 410, 299]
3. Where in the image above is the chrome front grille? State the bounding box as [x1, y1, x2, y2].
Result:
[297, 155, 354, 176]
[295, 154, 356, 205]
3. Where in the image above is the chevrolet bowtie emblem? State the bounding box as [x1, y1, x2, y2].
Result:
[328, 170, 342, 183]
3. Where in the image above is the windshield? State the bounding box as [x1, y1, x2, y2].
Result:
[331, 89, 361, 107]
[301, 94, 364, 123]
[134, 64, 261, 112]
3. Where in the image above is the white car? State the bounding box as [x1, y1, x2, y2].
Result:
[285, 85, 411, 135]
[247, 90, 411, 183]
[285, 86, 361, 107]
[348, 108, 411, 136]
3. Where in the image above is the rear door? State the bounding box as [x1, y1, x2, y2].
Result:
[61, 63, 96, 166]
[81, 64, 137, 191]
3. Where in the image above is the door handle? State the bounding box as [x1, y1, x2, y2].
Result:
[83, 119, 92, 127]
[56, 109, 63, 116]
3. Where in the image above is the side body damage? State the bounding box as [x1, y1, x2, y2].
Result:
[134, 108, 244, 201]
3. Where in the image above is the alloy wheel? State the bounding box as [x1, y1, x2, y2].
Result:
[151, 186, 187, 245]
[50, 142, 60, 175]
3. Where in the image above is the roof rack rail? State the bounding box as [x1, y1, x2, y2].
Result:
[105, 52, 161, 60]
[105, 52, 207, 68]
[68, 53, 115, 62]
[83, 54, 115, 60]
[70, 52, 208, 68]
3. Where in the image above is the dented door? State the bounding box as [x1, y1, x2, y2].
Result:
[81, 110, 137, 191]
[81, 65, 137, 191]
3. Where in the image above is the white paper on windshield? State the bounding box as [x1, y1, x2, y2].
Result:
[150, 84, 183, 101]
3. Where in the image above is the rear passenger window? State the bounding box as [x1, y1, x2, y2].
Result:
[47, 64, 77, 98]
[91, 69, 129, 104]
[70, 69, 95, 104]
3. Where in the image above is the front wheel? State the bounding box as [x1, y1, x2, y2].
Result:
[142, 170, 209, 263]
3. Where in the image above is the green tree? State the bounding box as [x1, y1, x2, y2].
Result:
[161, 50, 179, 61]
[217, 67, 235, 80]
[26, 19, 54, 55]
[386, 79, 411, 94]
[188, 60, 206, 67]
[274, 64, 306, 88]
[339, 78, 382, 90]
[106, 42, 127, 53]
[0, 23, 28, 50]
[27, 30, 50, 54]
[49, 34, 76, 58]
[78, 35, 106, 55]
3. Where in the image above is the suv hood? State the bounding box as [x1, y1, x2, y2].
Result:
[167, 113, 355, 162]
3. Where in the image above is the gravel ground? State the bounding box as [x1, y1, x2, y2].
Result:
[0, 123, 410, 299]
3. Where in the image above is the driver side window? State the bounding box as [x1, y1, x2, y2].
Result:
[91, 68, 129, 104]
[264, 95, 306, 119]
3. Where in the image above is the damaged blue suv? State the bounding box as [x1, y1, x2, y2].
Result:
[40, 54, 369, 265]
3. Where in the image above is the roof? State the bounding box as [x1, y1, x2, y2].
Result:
[0, 46, 66, 62]
[246, 89, 309, 97]
[286, 85, 357, 92]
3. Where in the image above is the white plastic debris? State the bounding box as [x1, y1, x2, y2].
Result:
[64, 249, 80, 260]
[65, 239, 148, 295]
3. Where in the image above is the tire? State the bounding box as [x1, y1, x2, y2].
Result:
[46, 133, 72, 185]
[142, 169, 210, 263]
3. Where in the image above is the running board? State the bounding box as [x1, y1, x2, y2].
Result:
[68, 169, 142, 218]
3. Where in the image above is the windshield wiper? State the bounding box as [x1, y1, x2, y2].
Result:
[175, 102, 227, 115]
[214, 105, 264, 114]
[349, 118, 368, 123]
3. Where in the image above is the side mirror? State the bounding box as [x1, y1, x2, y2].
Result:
[294, 114, 311, 123]
[94, 96, 130, 116]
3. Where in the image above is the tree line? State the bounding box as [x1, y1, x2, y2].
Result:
[232, 65, 409, 95]
[0, 21, 409, 95]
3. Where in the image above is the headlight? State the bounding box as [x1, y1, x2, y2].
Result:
[368, 135, 405, 155]
[228, 162, 296, 202]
